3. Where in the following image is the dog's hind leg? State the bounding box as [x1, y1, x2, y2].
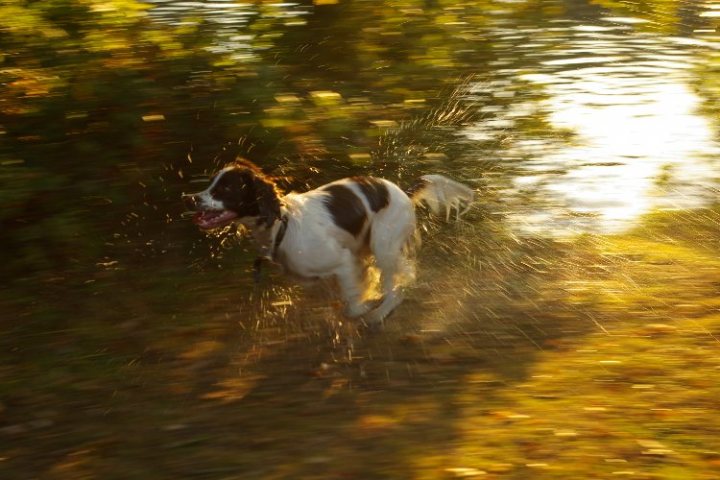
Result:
[362, 251, 413, 327]
[363, 231, 416, 326]
[364, 292, 403, 327]
[335, 250, 373, 318]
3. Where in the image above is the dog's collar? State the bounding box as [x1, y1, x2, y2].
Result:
[270, 214, 289, 261]
[253, 214, 288, 283]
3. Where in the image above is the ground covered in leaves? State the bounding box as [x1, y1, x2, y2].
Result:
[2, 207, 720, 479]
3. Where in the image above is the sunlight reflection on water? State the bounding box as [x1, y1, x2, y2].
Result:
[472, 21, 720, 236]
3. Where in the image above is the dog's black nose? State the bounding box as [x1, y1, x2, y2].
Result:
[182, 193, 199, 210]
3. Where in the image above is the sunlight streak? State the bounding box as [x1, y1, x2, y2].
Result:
[482, 24, 720, 236]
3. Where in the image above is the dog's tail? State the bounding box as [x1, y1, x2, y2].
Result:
[406, 174, 474, 221]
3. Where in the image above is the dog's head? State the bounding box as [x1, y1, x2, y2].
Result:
[183, 161, 281, 230]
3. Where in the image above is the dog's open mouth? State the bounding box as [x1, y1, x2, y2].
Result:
[192, 210, 238, 230]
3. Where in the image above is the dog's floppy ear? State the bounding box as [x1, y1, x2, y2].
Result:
[252, 175, 281, 227]
[234, 158, 263, 173]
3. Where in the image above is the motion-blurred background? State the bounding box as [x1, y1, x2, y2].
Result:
[2, 1, 720, 478]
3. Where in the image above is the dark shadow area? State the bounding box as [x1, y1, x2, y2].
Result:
[0, 209, 600, 478]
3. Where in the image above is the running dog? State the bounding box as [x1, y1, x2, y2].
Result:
[183, 160, 473, 325]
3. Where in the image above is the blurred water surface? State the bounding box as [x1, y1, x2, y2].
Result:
[2, 0, 720, 478]
[474, 17, 720, 234]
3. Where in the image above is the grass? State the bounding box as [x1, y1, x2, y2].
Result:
[1, 207, 720, 479]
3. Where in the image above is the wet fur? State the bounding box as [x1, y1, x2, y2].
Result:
[184, 161, 473, 326]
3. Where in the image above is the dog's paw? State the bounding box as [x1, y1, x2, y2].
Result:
[344, 298, 382, 318]
[360, 311, 385, 332]
[360, 292, 403, 330]
[361, 321, 385, 333]
[344, 305, 368, 318]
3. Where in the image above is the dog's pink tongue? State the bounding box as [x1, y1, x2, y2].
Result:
[192, 211, 218, 228]
[192, 210, 237, 229]
[192, 212, 206, 225]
